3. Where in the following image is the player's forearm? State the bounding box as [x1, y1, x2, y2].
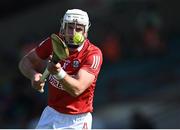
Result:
[54, 68, 93, 97]
[19, 57, 37, 80]
[61, 75, 84, 97]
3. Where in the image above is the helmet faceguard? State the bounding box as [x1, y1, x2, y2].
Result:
[60, 9, 90, 48]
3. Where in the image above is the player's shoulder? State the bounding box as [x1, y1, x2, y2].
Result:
[39, 32, 60, 45]
[37, 36, 51, 46]
[86, 39, 102, 56]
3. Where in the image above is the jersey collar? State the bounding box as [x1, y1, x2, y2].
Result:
[77, 42, 84, 52]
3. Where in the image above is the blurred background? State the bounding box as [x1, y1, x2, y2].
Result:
[0, 0, 180, 128]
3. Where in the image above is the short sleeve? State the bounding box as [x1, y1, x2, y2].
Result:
[81, 49, 103, 77]
[35, 37, 52, 60]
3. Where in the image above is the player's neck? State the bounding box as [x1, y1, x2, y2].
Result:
[69, 43, 84, 53]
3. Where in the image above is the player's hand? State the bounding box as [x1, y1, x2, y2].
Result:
[31, 73, 45, 91]
[47, 62, 61, 75]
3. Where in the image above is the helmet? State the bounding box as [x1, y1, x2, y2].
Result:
[60, 9, 90, 48]
[61, 9, 90, 33]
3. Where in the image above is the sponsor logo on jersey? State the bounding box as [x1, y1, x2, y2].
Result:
[48, 75, 65, 90]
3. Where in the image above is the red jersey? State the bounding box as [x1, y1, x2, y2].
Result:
[35, 37, 103, 114]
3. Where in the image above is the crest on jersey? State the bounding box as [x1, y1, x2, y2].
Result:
[72, 59, 80, 68]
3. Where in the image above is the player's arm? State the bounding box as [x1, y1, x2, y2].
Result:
[47, 62, 95, 97]
[61, 69, 95, 97]
[19, 49, 41, 79]
[19, 49, 47, 90]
